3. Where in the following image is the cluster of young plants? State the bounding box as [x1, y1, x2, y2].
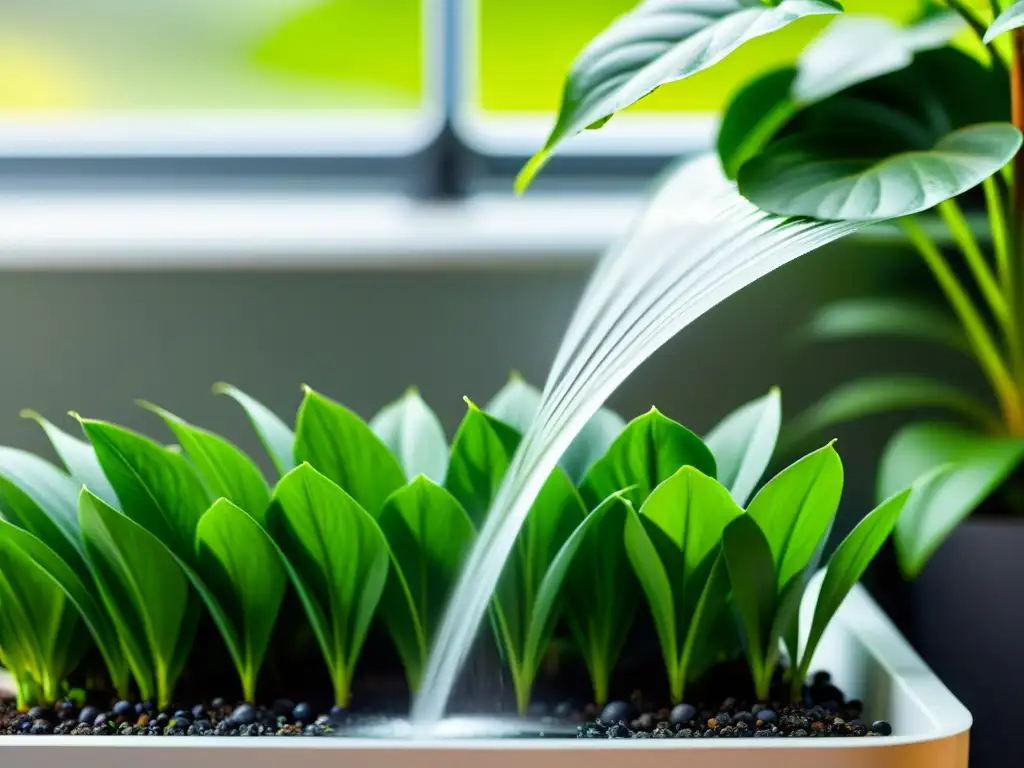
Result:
[0, 371, 910, 717]
[515, 0, 1024, 581]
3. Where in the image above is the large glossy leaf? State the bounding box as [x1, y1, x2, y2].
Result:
[268, 463, 390, 706]
[562, 493, 638, 707]
[624, 466, 741, 701]
[79, 489, 197, 707]
[376, 477, 475, 692]
[445, 401, 521, 526]
[0, 519, 129, 697]
[142, 402, 270, 522]
[785, 377, 1001, 448]
[22, 410, 119, 509]
[800, 487, 910, 676]
[985, 1, 1024, 42]
[294, 386, 405, 518]
[800, 297, 971, 353]
[704, 389, 782, 506]
[193, 498, 286, 701]
[213, 383, 296, 476]
[580, 407, 716, 509]
[516, 0, 843, 192]
[78, 417, 210, 562]
[880, 422, 1024, 577]
[370, 389, 449, 484]
[738, 50, 1021, 221]
[748, 444, 843, 589]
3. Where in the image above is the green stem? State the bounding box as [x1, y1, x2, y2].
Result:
[984, 177, 1013, 298]
[1012, 29, 1024, 421]
[514, 670, 532, 718]
[332, 664, 351, 709]
[949, 0, 1011, 69]
[938, 199, 1009, 327]
[590, 653, 609, 709]
[901, 217, 1021, 432]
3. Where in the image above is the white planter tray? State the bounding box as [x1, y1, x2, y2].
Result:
[0, 583, 970, 768]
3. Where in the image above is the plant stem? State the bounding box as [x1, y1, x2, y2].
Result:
[1012, 29, 1024, 421]
[949, 0, 1011, 69]
[901, 217, 1021, 432]
[984, 177, 1013, 297]
[938, 199, 1009, 326]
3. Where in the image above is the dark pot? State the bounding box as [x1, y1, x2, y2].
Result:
[906, 517, 1024, 768]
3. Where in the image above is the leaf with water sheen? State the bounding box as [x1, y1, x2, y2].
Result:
[516, 0, 842, 192]
[193, 498, 286, 701]
[747, 443, 843, 589]
[722, 514, 777, 686]
[213, 383, 296, 476]
[800, 297, 971, 353]
[78, 417, 210, 562]
[580, 407, 716, 510]
[294, 387, 405, 518]
[445, 401, 521, 526]
[801, 487, 910, 675]
[79, 489, 197, 707]
[704, 389, 781, 506]
[985, 1, 1024, 43]
[377, 477, 475, 692]
[268, 463, 390, 706]
[141, 402, 270, 522]
[370, 389, 449, 484]
[880, 422, 1024, 577]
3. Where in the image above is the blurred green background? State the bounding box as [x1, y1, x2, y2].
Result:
[0, 0, 940, 114]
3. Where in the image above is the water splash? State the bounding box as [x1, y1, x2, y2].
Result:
[411, 154, 863, 724]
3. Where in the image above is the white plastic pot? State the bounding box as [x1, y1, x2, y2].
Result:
[0, 583, 970, 768]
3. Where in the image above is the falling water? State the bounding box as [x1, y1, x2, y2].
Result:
[410, 153, 863, 724]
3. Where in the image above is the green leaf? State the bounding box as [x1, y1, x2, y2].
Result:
[294, 386, 405, 518]
[194, 498, 287, 702]
[515, 0, 843, 192]
[77, 417, 210, 562]
[376, 477, 475, 692]
[213, 383, 296, 476]
[718, 67, 799, 179]
[879, 422, 1024, 577]
[445, 401, 521, 526]
[748, 444, 843, 590]
[801, 487, 911, 676]
[141, 402, 271, 523]
[370, 389, 449, 484]
[580, 407, 717, 510]
[22, 410, 120, 510]
[79, 488, 197, 707]
[985, 0, 1024, 43]
[0, 519, 130, 697]
[704, 389, 782, 506]
[737, 50, 1021, 221]
[785, 377, 1000, 450]
[486, 373, 542, 434]
[562, 493, 638, 707]
[799, 297, 971, 353]
[267, 463, 390, 706]
[722, 514, 777, 692]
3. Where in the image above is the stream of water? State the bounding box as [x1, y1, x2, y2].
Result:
[410, 154, 862, 724]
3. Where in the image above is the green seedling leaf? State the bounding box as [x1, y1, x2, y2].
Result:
[486, 373, 542, 434]
[563, 493, 639, 707]
[370, 389, 449, 484]
[140, 402, 271, 523]
[624, 466, 742, 702]
[799, 297, 971, 354]
[193, 498, 287, 702]
[445, 400, 521, 526]
[722, 514, 778, 699]
[515, 0, 842, 192]
[79, 489, 199, 708]
[0, 531, 82, 702]
[294, 386, 405, 518]
[748, 443, 843, 589]
[0, 519, 130, 698]
[985, 1, 1024, 43]
[800, 487, 910, 679]
[493, 468, 587, 714]
[705, 389, 782, 506]
[213, 383, 296, 476]
[881, 423, 1024, 578]
[268, 463, 390, 706]
[77, 417, 210, 562]
[22, 410, 119, 510]
[580, 407, 717, 510]
[377, 477, 475, 692]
